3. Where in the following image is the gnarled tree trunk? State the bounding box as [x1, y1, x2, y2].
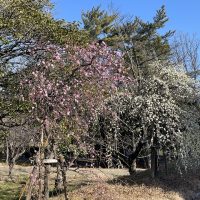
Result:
[128, 141, 145, 174]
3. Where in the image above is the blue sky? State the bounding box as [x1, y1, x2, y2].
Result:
[52, 0, 200, 38]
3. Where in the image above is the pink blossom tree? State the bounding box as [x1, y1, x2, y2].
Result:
[21, 41, 128, 199]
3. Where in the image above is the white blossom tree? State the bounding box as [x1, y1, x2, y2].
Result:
[93, 60, 200, 177]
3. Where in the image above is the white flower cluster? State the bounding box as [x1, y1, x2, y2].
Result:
[93, 60, 200, 172]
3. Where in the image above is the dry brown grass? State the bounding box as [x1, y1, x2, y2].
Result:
[0, 163, 200, 200]
[68, 182, 183, 200]
[66, 168, 183, 200]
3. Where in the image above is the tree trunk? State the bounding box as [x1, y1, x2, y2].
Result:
[53, 143, 62, 192]
[8, 161, 14, 179]
[144, 156, 151, 169]
[151, 146, 158, 178]
[128, 141, 144, 174]
[26, 150, 42, 200]
[43, 143, 51, 200]
[6, 138, 9, 165]
[26, 166, 37, 200]
[55, 164, 62, 191]
[7, 148, 25, 178]
[129, 159, 136, 173]
[38, 162, 43, 200]
[59, 155, 68, 200]
[163, 152, 168, 175]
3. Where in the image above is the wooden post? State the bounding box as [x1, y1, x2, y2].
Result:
[44, 164, 50, 200]
[43, 159, 58, 199]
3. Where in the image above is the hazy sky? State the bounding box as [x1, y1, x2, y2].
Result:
[52, 0, 200, 37]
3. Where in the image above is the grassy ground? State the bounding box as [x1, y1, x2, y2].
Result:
[0, 163, 200, 200]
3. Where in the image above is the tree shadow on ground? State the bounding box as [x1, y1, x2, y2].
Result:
[107, 169, 200, 200]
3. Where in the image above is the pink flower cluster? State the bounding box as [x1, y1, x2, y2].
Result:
[21, 42, 129, 129]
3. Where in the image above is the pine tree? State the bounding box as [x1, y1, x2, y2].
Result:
[111, 6, 175, 78]
[82, 6, 118, 43]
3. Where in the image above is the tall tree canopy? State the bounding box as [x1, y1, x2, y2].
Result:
[82, 6, 118, 43]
